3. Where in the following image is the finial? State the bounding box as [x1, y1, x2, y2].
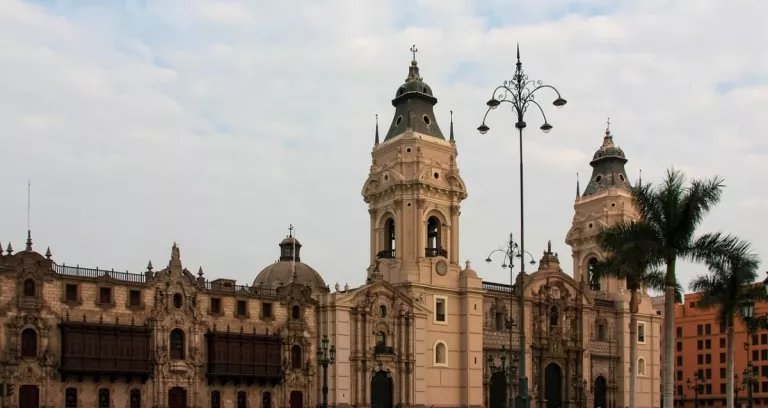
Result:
[576, 173, 581, 197]
[344, 283, 349, 291]
[6, 242, 13, 255]
[45, 247, 52, 259]
[638, 169, 643, 186]
[25, 230, 32, 251]
[449, 110, 455, 143]
[374, 114, 380, 145]
[547, 240, 552, 254]
[516, 43, 521, 67]
[606, 117, 611, 134]
[288, 224, 294, 238]
[465, 259, 471, 269]
[198, 266, 204, 278]
[410, 44, 418, 61]
[335, 282, 340, 292]
[147, 260, 153, 271]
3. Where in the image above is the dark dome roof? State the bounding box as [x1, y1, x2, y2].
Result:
[252, 234, 327, 290]
[395, 61, 434, 98]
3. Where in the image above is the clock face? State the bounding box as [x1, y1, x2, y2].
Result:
[436, 261, 448, 276]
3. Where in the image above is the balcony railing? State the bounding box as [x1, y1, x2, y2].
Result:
[425, 247, 448, 258]
[377, 249, 396, 259]
[374, 344, 395, 355]
[54, 263, 146, 283]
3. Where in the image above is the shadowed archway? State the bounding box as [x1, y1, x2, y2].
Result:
[545, 363, 562, 408]
[489, 371, 507, 408]
[594, 376, 607, 408]
[371, 370, 394, 408]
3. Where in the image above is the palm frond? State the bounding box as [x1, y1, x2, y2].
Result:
[676, 175, 725, 244]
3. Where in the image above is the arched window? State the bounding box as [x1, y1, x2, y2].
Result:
[638, 357, 646, 376]
[65, 387, 78, 408]
[98, 388, 110, 408]
[291, 345, 303, 369]
[376, 331, 386, 347]
[129, 389, 141, 408]
[426, 216, 441, 250]
[434, 341, 447, 366]
[170, 329, 185, 360]
[211, 390, 221, 408]
[21, 328, 37, 358]
[262, 392, 272, 408]
[549, 306, 559, 327]
[291, 305, 301, 320]
[23, 278, 36, 297]
[588, 257, 601, 291]
[381, 218, 396, 258]
[237, 391, 247, 408]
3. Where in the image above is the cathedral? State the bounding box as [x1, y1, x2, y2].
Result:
[0, 53, 661, 408]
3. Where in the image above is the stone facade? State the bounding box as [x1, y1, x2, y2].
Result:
[0, 238, 319, 408]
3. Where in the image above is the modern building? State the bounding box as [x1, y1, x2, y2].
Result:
[663, 290, 768, 408]
[0, 52, 662, 408]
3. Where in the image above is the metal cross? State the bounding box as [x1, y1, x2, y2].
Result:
[410, 44, 418, 60]
[288, 224, 294, 237]
[606, 117, 611, 131]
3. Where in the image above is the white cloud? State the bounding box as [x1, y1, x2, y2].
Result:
[0, 0, 766, 291]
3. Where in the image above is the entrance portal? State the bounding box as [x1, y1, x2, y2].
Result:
[544, 363, 562, 408]
[594, 376, 607, 408]
[371, 370, 394, 408]
[19, 385, 40, 408]
[489, 371, 507, 408]
[168, 387, 187, 408]
[290, 391, 303, 408]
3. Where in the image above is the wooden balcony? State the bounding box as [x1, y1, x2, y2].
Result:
[205, 329, 283, 386]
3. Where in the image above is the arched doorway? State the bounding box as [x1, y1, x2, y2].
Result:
[594, 376, 607, 408]
[290, 391, 303, 408]
[545, 363, 562, 408]
[371, 370, 394, 408]
[19, 385, 40, 408]
[489, 371, 507, 408]
[168, 387, 187, 408]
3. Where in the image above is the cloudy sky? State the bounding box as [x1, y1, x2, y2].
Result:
[1, 0, 766, 294]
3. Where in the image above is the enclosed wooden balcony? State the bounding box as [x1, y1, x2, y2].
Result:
[205, 329, 283, 386]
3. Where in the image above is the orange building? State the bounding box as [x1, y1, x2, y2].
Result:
[665, 290, 768, 408]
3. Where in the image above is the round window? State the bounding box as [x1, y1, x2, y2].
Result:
[173, 293, 183, 309]
[619, 174, 626, 182]
[595, 175, 603, 183]
[433, 172, 439, 179]
[395, 115, 403, 126]
[423, 115, 431, 125]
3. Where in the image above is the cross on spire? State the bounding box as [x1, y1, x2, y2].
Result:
[606, 117, 611, 132]
[410, 44, 418, 61]
[288, 224, 294, 238]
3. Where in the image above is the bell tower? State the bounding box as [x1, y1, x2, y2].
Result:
[361, 49, 468, 286]
[565, 120, 639, 293]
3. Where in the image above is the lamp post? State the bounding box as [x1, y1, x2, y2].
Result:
[487, 345, 520, 408]
[316, 334, 336, 408]
[485, 233, 536, 408]
[734, 373, 743, 408]
[571, 375, 588, 408]
[741, 365, 757, 408]
[686, 372, 705, 408]
[478, 44, 567, 408]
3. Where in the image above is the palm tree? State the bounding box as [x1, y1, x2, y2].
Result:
[591, 238, 683, 408]
[596, 168, 734, 408]
[689, 240, 762, 408]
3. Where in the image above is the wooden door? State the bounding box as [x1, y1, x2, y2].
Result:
[290, 391, 303, 408]
[168, 387, 187, 408]
[19, 385, 40, 408]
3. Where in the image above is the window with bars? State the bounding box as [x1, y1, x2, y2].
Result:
[98, 389, 110, 408]
[211, 391, 221, 408]
[130, 389, 141, 408]
[237, 391, 247, 408]
[65, 388, 78, 408]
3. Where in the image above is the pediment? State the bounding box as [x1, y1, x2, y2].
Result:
[525, 269, 594, 306]
[341, 280, 430, 316]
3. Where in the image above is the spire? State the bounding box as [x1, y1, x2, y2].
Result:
[407, 44, 421, 81]
[290, 224, 298, 282]
[576, 173, 581, 197]
[374, 114, 380, 145]
[6, 242, 13, 255]
[449, 110, 455, 143]
[602, 117, 614, 148]
[25, 230, 32, 251]
[45, 247, 52, 259]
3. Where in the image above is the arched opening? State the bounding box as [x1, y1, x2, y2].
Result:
[371, 370, 394, 408]
[168, 387, 187, 408]
[376, 331, 386, 346]
[549, 306, 559, 327]
[211, 391, 221, 408]
[588, 257, 601, 291]
[170, 329, 185, 360]
[489, 371, 507, 408]
[65, 387, 77, 408]
[434, 342, 447, 365]
[594, 376, 607, 408]
[378, 218, 396, 259]
[262, 392, 272, 408]
[21, 328, 38, 358]
[638, 357, 646, 376]
[98, 388, 110, 408]
[425, 216, 446, 257]
[173, 293, 183, 309]
[291, 305, 301, 320]
[129, 389, 141, 408]
[237, 391, 247, 408]
[23, 278, 36, 297]
[290, 391, 303, 408]
[291, 345, 303, 369]
[19, 385, 39, 408]
[545, 363, 563, 408]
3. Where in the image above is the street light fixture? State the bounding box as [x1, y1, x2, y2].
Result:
[478, 44, 566, 408]
[734, 373, 744, 408]
[487, 345, 519, 408]
[571, 375, 588, 408]
[316, 335, 336, 408]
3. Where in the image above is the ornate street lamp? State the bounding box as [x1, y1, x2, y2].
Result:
[316, 335, 336, 408]
[686, 371, 705, 408]
[487, 345, 520, 408]
[741, 364, 757, 408]
[734, 373, 744, 408]
[478, 44, 566, 408]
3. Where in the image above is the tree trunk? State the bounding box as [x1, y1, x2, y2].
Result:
[663, 259, 676, 408]
[629, 289, 638, 408]
[727, 323, 735, 408]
